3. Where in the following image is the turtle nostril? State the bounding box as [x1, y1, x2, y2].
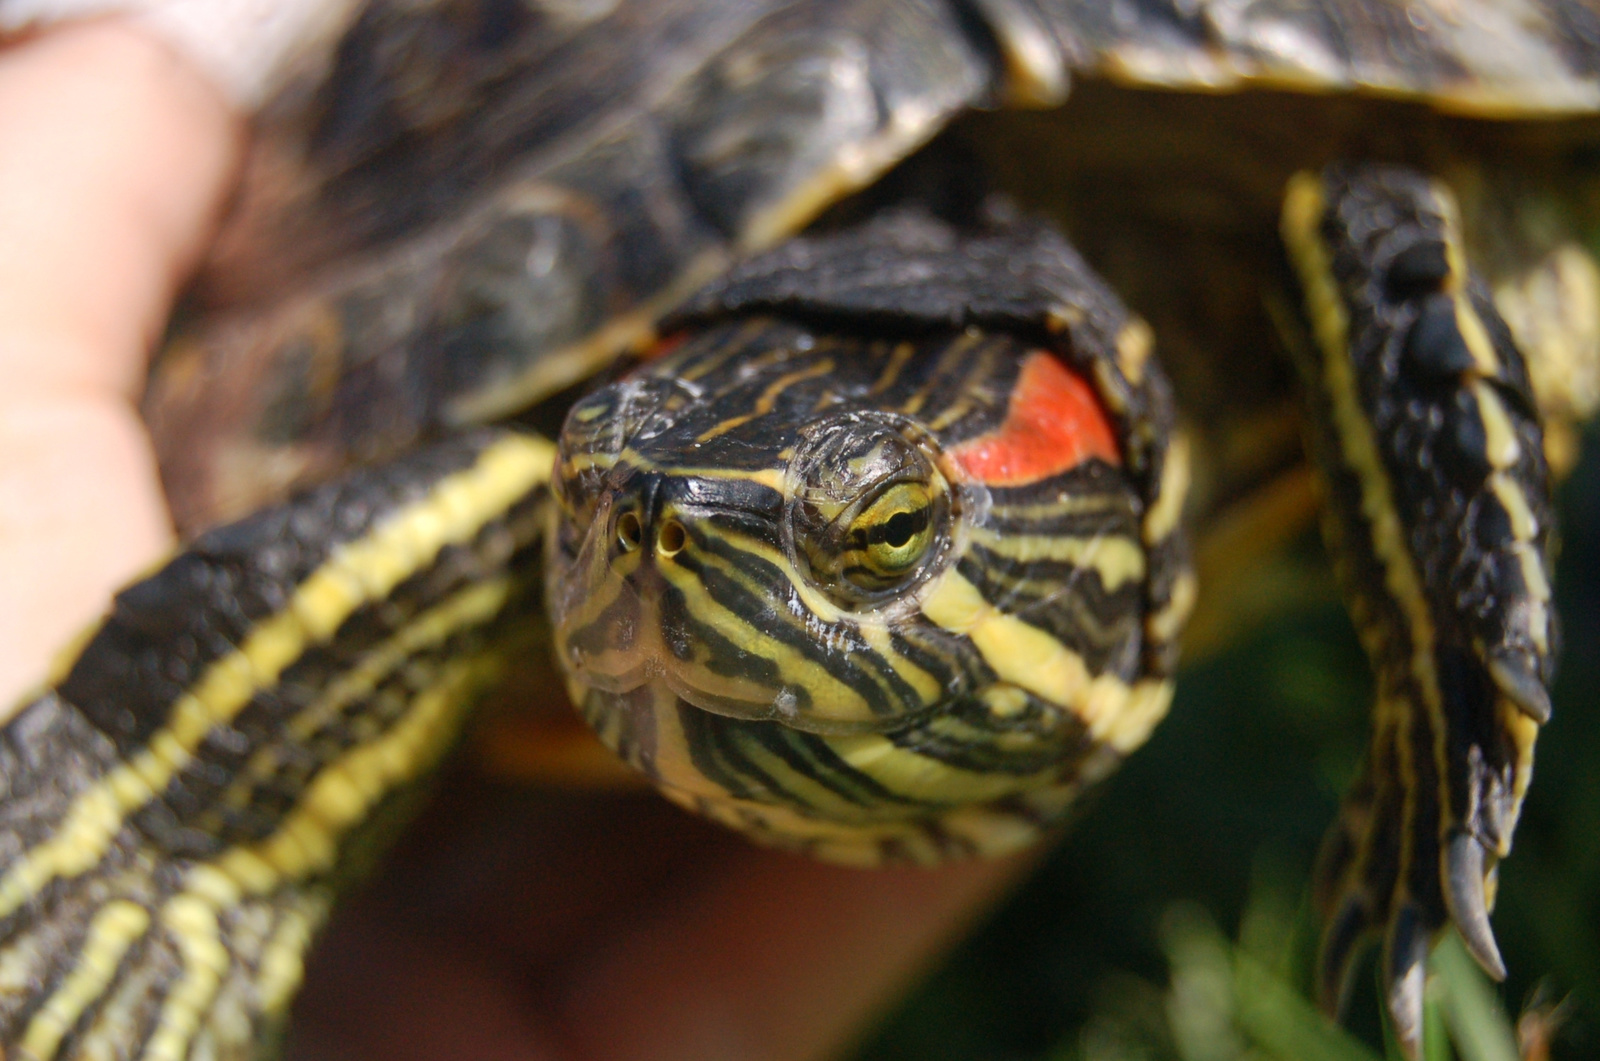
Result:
[658, 519, 687, 557]
[616, 511, 643, 552]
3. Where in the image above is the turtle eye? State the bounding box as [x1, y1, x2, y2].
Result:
[783, 412, 954, 606]
[843, 482, 935, 588]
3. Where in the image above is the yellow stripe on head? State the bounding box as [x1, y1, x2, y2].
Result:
[918, 569, 1135, 732]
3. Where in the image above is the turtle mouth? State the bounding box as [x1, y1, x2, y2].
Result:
[576, 654, 797, 722]
[552, 517, 802, 725]
[558, 568, 774, 713]
[556, 564, 925, 736]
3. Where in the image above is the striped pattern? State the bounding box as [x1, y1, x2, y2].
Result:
[0, 216, 1190, 1052]
[1282, 165, 1556, 1056]
[553, 292, 1187, 865]
[0, 430, 553, 1060]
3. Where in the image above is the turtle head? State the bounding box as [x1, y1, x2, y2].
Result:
[549, 322, 967, 735]
[545, 312, 1168, 865]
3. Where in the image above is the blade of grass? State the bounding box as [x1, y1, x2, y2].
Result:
[1432, 933, 1520, 1061]
[1424, 981, 1452, 1061]
[1232, 950, 1383, 1061]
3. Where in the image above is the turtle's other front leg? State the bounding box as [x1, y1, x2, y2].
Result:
[0, 429, 552, 1061]
[1281, 165, 1556, 1057]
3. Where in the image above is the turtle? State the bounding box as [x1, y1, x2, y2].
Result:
[1, 2, 1599, 1059]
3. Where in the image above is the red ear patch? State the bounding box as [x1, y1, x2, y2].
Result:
[949, 351, 1120, 485]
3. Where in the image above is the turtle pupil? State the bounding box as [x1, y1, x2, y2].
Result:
[883, 511, 916, 548]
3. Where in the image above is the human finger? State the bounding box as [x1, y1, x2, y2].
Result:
[0, 18, 241, 707]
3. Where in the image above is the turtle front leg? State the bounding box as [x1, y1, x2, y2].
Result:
[0, 429, 552, 1060]
[1280, 165, 1556, 1056]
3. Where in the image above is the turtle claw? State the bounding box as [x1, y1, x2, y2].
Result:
[1318, 891, 1372, 1018]
[1384, 903, 1431, 1060]
[1487, 651, 1553, 725]
[1313, 751, 1523, 1061]
[1314, 758, 1515, 1059]
[1444, 830, 1508, 981]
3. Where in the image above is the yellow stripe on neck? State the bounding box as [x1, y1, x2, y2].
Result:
[0, 434, 553, 921]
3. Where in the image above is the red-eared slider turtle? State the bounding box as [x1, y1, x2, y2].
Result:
[1, 3, 1599, 1059]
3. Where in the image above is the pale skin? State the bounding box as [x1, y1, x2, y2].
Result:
[0, 20, 1023, 1061]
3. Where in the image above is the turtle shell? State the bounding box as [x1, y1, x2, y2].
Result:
[121, 0, 1600, 540]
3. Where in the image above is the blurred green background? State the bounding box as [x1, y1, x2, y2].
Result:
[854, 429, 1600, 1061]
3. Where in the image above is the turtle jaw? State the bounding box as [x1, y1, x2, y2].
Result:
[549, 492, 806, 727]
